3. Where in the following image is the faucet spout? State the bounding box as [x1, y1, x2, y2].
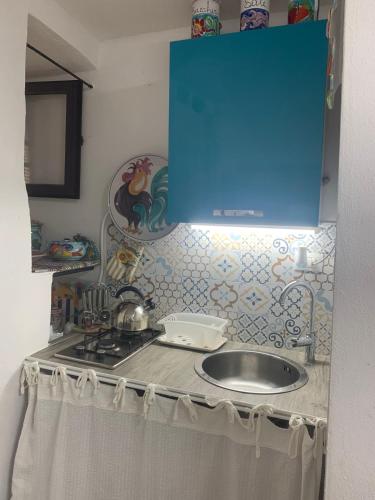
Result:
[279, 280, 316, 364]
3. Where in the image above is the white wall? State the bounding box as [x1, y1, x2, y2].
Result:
[29, 0, 99, 68]
[325, 0, 375, 498]
[0, 3, 52, 499]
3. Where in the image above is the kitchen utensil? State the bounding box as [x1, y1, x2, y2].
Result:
[82, 284, 111, 328]
[108, 155, 177, 242]
[157, 313, 228, 352]
[113, 285, 155, 333]
[48, 239, 88, 261]
[50, 306, 64, 334]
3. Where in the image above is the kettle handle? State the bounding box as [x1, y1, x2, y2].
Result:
[115, 285, 145, 301]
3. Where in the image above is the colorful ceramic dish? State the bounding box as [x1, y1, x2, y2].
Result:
[48, 239, 88, 261]
[108, 155, 177, 242]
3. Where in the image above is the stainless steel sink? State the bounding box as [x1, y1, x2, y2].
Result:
[195, 350, 308, 394]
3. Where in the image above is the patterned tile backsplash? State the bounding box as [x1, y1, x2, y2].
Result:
[106, 223, 335, 355]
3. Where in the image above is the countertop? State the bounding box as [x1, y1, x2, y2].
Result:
[29, 335, 330, 421]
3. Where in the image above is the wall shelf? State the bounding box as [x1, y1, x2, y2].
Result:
[32, 256, 100, 277]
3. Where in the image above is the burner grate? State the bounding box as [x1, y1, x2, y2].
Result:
[54, 326, 164, 369]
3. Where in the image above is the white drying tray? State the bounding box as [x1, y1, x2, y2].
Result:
[157, 313, 228, 352]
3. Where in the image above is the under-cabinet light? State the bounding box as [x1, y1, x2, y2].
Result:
[190, 224, 319, 235]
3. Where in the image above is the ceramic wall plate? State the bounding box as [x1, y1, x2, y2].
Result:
[109, 155, 177, 242]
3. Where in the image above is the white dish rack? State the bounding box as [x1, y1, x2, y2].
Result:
[157, 313, 228, 352]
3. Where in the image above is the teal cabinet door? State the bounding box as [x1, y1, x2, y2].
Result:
[168, 21, 328, 227]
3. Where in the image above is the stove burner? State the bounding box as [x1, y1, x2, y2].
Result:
[98, 339, 117, 350]
[96, 349, 106, 360]
[54, 325, 164, 369]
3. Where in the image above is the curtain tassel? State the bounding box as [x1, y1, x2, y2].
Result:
[312, 418, 327, 459]
[288, 414, 304, 459]
[173, 395, 198, 422]
[246, 404, 274, 459]
[113, 378, 127, 409]
[20, 361, 40, 394]
[76, 369, 100, 398]
[143, 383, 157, 418]
[50, 366, 68, 395]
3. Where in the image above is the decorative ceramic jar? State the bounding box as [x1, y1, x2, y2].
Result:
[288, 0, 318, 24]
[31, 221, 43, 251]
[192, 0, 221, 38]
[240, 0, 270, 30]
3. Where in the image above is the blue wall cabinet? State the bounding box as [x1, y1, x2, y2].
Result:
[168, 21, 328, 227]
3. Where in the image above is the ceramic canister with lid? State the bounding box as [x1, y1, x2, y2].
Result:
[240, 0, 271, 30]
[192, 0, 221, 38]
[31, 221, 43, 251]
[288, 0, 318, 24]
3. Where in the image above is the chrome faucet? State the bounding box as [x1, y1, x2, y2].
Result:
[279, 280, 316, 364]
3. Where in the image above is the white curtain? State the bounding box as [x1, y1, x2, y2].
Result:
[12, 363, 325, 500]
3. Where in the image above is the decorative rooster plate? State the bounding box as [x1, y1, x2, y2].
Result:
[108, 155, 177, 242]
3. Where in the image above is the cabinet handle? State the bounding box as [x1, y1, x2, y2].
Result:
[213, 209, 264, 218]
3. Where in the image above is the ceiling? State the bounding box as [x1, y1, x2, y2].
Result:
[54, 0, 331, 41]
[26, 15, 95, 79]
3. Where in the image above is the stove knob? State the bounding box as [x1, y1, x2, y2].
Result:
[75, 345, 86, 356]
[96, 349, 106, 360]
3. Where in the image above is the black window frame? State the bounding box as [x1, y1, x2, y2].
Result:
[25, 80, 83, 199]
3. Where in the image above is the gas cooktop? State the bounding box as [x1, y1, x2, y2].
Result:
[54, 327, 164, 369]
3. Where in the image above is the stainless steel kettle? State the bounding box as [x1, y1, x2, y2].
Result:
[113, 286, 155, 333]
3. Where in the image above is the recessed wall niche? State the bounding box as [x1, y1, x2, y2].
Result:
[25, 80, 83, 199]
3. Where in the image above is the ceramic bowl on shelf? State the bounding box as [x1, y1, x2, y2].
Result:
[48, 239, 88, 261]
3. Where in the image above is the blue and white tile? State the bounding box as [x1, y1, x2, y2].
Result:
[271, 255, 303, 286]
[208, 249, 242, 281]
[181, 277, 210, 309]
[209, 228, 242, 251]
[137, 243, 158, 278]
[237, 283, 272, 316]
[240, 251, 271, 284]
[235, 313, 269, 345]
[182, 248, 211, 279]
[208, 280, 239, 311]
[183, 228, 211, 251]
[129, 273, 156, 297]
[269, 285, 286, 318]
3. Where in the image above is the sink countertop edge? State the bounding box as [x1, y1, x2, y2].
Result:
[29, 336, 330, 421]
